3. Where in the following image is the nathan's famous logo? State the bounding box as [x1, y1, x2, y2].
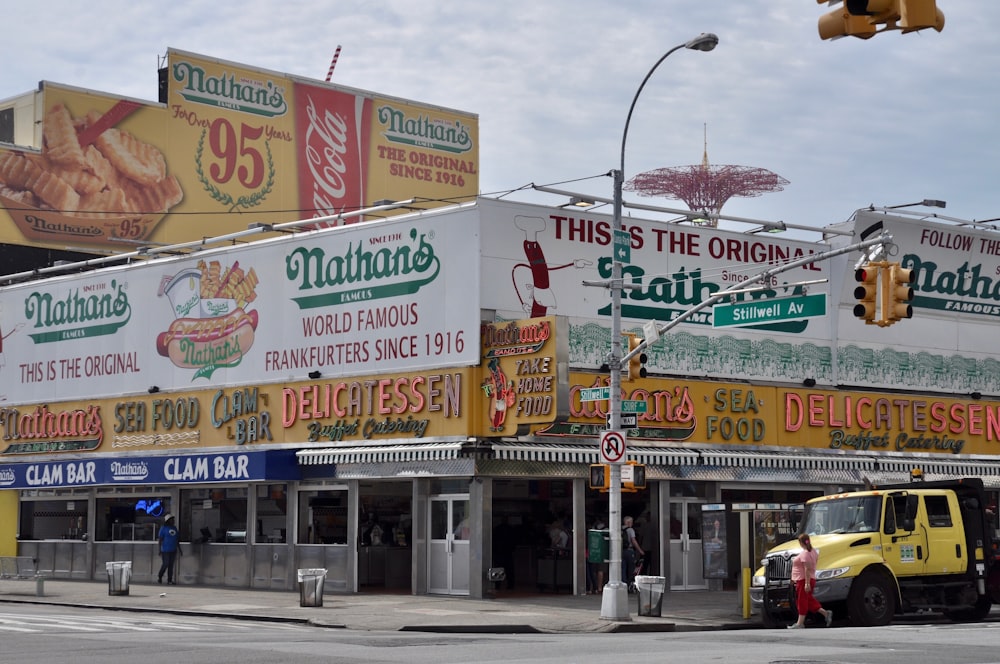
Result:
[0, 404, 104, 454]
[904, 253, 1000, 318]
[157, 259, 260, 379]
[285, 228, 440, 310]
[535, 380, 697, 441]
[377, 105, 473, 155]
[596, 259, 813, 334]
[482, 319, 550, 358]
[23, 279, 131, 343]
[171, 60, 288, 117]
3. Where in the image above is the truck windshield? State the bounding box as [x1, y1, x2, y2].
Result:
[801, 495, 881, 535]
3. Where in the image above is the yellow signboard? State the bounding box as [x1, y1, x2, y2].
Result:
[0, 49, 479, 251]
[535, 374, 1000, 458]
[0, 369, 478, 456]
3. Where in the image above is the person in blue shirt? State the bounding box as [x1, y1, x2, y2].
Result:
[157, 514, 180, 585]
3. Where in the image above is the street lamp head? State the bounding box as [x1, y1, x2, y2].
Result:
[685, 33, 719, 52]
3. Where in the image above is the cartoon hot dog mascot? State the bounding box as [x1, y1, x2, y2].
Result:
[157, 260, 259, 378]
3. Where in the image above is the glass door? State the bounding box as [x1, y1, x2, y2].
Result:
[428, 495, 470, 595]
[669, 499, 707, 590]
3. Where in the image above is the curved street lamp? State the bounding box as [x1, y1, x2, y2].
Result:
[602, 32, 719, 622]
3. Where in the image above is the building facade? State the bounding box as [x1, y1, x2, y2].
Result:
[2, 197, 999, 599]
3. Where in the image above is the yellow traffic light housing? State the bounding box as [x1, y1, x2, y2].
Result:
[589, 463, 646, 492]
[816, 0, 944, 40]
[899, 0, 945, 33]
[885, 263, 915, 323]
[624, 333, 647, 382]
[818, 0, 880, 40]
[624, 461, 646, 491]
[853, 265, 880, 323]
[589, 464, 610, 490]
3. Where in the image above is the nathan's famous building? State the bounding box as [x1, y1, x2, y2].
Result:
[1, 49, 997, 598]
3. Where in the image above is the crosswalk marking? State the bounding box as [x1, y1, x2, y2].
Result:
[0, 612, 307, 634]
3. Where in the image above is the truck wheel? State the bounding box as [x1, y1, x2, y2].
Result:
[944, 595, 992, 623]
[848, 571, 896, 626]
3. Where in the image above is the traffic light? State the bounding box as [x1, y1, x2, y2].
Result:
[817, 0, 944, 40]
[624, 461, 646, 491]
[853, 264, 880, 323]
[818, 0, 880, 40]
[589, 464, 610, 490]
[885, 262, 915, 323]
[624, 333, 647, 381]
[899, 0, 945, 33]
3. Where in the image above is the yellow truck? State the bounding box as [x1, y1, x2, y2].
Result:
[751, 478, 1000, 627]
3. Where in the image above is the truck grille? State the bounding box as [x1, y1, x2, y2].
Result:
[766, 555, 792, 581]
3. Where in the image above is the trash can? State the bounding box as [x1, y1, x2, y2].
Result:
[106, 561, 132, 596]
[587, 529, 609, 563]
[635, 575, 665, 617]
[297, 568, 327, 607]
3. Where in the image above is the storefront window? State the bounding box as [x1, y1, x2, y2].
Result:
[96, 493, 170, 541]
[299, 489, 348, 544]
[256, 484, 288, 543]
[181, 486, 248, 543]
[18, 491, 90, 540]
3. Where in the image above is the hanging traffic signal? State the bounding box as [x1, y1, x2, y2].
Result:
[625, 333, 647, 381]
[818, 0, 881, 40]
[885, 263, 915, 323]
[898, 0, 945, 33]
[853, 264, 880, 323]
[816, 0, 944, 40]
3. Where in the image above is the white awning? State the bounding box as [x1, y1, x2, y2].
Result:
[297, 442, 465, 465]
[490, 442, 699, 466]
[699, 449, 877, 471]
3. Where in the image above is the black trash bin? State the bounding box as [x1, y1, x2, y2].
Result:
[635, 575, 665, 616]
[106, 561, 132, 596]
[297, 568, 327, 607]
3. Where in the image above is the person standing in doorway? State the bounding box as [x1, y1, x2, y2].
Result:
[157, 514, 180, 585]
[788, 533, 833, 629]
[622, 516, 644, 592]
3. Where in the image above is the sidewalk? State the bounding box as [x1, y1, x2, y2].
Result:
[0, 578, 757, 634]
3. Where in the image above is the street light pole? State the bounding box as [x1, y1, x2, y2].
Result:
[600, 32, 718, 622]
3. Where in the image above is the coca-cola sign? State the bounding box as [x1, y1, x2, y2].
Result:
[294, 85, 371, 228]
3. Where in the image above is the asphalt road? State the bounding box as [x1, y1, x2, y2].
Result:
[6, 603, 1000, 664]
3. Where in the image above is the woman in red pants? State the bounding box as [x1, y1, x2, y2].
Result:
[788, 533, 833, 629]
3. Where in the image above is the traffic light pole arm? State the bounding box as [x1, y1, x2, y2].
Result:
[615, 232, 893, 359]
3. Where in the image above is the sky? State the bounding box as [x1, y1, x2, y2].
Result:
[3, 0, 997, 238]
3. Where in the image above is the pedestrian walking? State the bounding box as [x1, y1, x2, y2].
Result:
[157, 514, 180, 585]
[788, 533, 833, 629]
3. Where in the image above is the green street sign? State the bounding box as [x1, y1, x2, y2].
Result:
[713, 293, 827, 329]
[579, 386, 612, 402]
[613, 229, 631, 264]
[621, 399, 648, 414]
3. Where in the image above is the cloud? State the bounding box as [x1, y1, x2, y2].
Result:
[3, 0, 997, 229]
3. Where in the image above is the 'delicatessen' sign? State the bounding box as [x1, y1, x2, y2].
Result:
[534, 373, 1000, 457]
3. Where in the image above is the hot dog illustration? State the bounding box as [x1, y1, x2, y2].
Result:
[155, 308, 258, 367]
[156, 260, 259, 376]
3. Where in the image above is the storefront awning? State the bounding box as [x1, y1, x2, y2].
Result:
[297, 442, 466, 465]
[489, 442, 699, 466]
[698, 449, 877, 472]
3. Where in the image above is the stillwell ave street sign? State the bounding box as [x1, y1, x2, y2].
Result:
[713, 293, 827, 328]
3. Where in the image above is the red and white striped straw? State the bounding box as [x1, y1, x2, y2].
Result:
[325, 45, 342, 82]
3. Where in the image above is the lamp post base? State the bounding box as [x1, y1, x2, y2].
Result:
[599, 581, 631, 621]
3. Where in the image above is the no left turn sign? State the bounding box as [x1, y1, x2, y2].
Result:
[600, 430, 627, 464]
